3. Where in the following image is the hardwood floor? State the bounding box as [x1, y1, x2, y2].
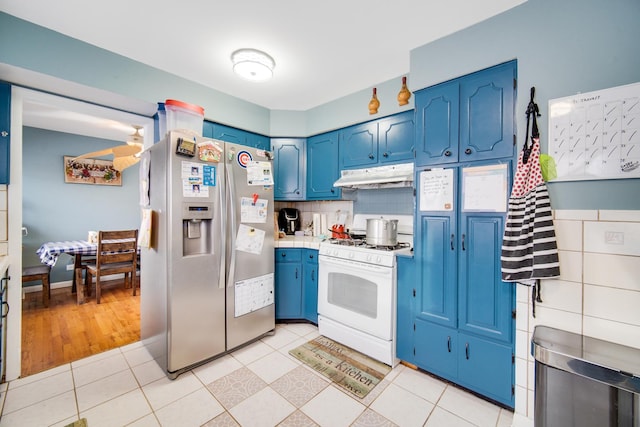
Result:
[21, 278, 140, 377]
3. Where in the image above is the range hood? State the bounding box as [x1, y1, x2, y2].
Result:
[333, 162, 414, 189]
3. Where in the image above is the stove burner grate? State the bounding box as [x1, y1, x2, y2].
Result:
[326, 238, 410, 251]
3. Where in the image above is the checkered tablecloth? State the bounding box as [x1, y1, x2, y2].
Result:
[37, 240, 98, 267]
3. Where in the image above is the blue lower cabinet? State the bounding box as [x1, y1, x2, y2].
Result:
[275, 249, 302, 319]
[275, 248, 318, 323]
[303, 249, 318, 324]
[414, 319, 458, 380]
[457, 332, 514, 405]
[396, 256, 415, 363]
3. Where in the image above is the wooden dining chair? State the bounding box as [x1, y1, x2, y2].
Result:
[83, 229, 138, 304]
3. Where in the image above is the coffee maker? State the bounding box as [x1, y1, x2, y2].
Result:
[278, 208, 301, 235]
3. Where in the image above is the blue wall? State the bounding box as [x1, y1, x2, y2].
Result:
[22, 127, 141, 283]
[410, 0, 640, 209]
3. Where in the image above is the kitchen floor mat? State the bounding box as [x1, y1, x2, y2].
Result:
[288, 335, 391, 399]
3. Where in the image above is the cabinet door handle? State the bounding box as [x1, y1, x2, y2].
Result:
[368, 153, 374, 159]
[312, 269, 315, 282]
[1, 301, 9, 318]
[462, 234, 466, 251]
[295, 268, 298, 279]
[281, 252, 286, 258]
[464, 148, 472, 155]
[447, 336, 451, 352]
[465, 343, 469, 359]
[450, 234, 455, 251]
[383, 152, 389, 157]
[444, 150, 452, 157]
[331, 189, 335, 193]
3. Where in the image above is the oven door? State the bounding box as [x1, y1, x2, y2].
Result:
[318, 254, 395, 340]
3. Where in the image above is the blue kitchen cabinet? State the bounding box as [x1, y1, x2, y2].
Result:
[203, 121, 270, 150]
[415, 61, 516, 167]
[275, 249, 303, 320]
[340, 111, 415, 169]
[306, 131, 341, 200]
[303, 249, 318, 323]
[377, 111, 415, 165]
[272, 138, 306, 200]
[411, 163, 515, 407]
[396, 255, 415, 363]
[340, 121, 377, 168]
[0, 82, 10, 184]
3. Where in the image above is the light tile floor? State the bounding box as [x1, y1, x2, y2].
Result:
[0, 323, 514, 427]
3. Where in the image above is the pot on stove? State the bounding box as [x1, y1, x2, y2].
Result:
[366, 217, 398, 246]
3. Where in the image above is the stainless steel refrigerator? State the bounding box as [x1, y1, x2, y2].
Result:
[141, 130, 275, 379]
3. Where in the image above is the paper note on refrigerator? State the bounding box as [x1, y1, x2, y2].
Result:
[246, 161, 274, 186]
[234, 273, 274, 317]
[240, 197, 268, 223]
[235, 224, 265, 254]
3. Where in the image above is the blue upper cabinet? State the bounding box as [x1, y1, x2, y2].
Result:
[340, 121, 378, 168]
[377, 110, 415, 164]
[340, 111, 415, 169]
[415, 61, 516, 166]
[307, 131, 341, 200]
[272, 138, 306, 201]
[203, 121, 270, 151]
[0, 82, 10, 184]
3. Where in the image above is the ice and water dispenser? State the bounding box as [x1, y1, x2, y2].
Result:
[182, 202, 213, 256]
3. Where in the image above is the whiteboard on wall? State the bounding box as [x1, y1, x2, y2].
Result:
[548, 81, 640, 181]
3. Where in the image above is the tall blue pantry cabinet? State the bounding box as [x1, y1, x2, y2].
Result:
[399, 61, 517, 407]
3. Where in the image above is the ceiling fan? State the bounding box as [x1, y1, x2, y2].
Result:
[72, 125, 144, 171]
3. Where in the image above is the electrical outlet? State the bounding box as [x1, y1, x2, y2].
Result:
[66, 264, 74, 271]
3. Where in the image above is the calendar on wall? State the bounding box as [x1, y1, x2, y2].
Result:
[548, 81, 640, 181]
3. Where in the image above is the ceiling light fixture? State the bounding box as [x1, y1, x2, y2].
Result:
[231, 48, 275, 82]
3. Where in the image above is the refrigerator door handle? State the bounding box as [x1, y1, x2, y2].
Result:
[226, 163, 237, 288]
[218, 168, 226, 290]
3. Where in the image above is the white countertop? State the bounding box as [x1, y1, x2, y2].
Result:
[274, 236, 325, 250]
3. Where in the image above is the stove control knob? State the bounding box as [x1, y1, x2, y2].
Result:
[366, 254, 373, 262]
[349, 252, 355, 259]
[376, 256, 382, 263]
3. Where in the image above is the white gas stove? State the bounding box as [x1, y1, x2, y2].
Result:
[317, 214, 413, 367]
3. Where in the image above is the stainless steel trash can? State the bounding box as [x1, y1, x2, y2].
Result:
[532, 326, 640, 427]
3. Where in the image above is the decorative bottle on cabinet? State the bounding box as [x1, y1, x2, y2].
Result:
[369, 88, 380, 115]
[397, 76, 411, 106]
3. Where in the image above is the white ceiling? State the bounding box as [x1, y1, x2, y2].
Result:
[2, 0, 526, 112]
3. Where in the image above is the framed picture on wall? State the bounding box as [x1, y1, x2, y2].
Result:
[63, 156, 122, 186]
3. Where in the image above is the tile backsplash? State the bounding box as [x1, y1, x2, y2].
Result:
[514, 209, 640, 423]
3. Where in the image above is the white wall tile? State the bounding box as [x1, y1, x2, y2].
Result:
[584, 221, 640, 256]
[515, 358, 527, 390]
[527, 360, 535, 391]
[584, 284, 640, 326]
[583, 316, 640, 349]
[531, 306, 583, 334]
[557, 250, 582, 282]
[516, 302, 529, 332]
[598, 210, 640, 222]
[527, 389, 535, 418]
[0, 211, 6, 241]
[514, 385, 527, 417]
[537, 280, 582, 314]
[583, 253, 640, 291]
[554, 220, 583, 251]
[516, 284, 530, 303]
[554, 209, 598, 221]
[515, 330, 529, 360]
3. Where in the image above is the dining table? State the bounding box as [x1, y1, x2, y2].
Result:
[36, 239, 139, 304]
